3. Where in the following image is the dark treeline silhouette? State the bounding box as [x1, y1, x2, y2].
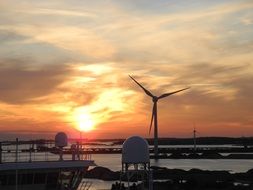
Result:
[6, 137, 252, 146]
[112, 137, 253, 146]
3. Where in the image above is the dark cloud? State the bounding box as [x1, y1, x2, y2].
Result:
[0, 29, 27, 43]
[0, 59, 70, 104]
[0, 29, 85, 66]
[228, 76, 253, 101]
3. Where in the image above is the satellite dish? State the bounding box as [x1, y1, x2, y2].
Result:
[55, 132, 68, 148]
[122, 136, 149, 164]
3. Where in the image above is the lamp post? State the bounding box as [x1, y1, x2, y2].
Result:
[80, 131, 83, 160]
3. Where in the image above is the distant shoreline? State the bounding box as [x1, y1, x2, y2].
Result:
[2, 136, 253, 146]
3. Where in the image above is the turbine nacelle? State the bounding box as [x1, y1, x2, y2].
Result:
[152, 96, 158, 102]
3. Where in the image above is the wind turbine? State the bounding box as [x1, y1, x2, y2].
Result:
[193, 124, 197, 152]
[193, 123, 199, 152]
[129, 75, 190, 158]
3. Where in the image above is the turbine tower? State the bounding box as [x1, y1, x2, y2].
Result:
[129, 75, 189, 158]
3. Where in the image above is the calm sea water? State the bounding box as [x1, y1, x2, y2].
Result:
[91, 154, 253, 172]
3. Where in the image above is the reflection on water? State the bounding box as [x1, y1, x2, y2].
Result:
[82, 179, 113, 190]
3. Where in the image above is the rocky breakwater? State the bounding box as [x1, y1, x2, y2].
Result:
[84, 166, 253, 190]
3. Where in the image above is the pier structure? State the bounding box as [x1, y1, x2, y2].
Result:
[55, 146, 253, 155]
[2, 140, 253, 158]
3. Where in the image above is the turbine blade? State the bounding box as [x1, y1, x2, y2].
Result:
[158, 87, 190, 99]
[149, 104, 155, 135]
[129, 75, 154, 98]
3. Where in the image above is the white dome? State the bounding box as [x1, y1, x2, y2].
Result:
[122, 136, 150, 164]
[55, 132, 68, 147]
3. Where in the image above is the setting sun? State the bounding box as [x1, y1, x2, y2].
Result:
[77, 114, 94, 132]
[74, 108, 95, 132]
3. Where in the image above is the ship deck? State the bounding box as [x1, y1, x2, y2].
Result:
[0, 160, 96, 171]
[0, 139, 96, 190]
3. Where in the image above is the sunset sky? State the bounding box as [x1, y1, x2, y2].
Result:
[0, 0, 253, 140]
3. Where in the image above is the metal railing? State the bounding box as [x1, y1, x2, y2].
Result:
[0, 139, 92, 163]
